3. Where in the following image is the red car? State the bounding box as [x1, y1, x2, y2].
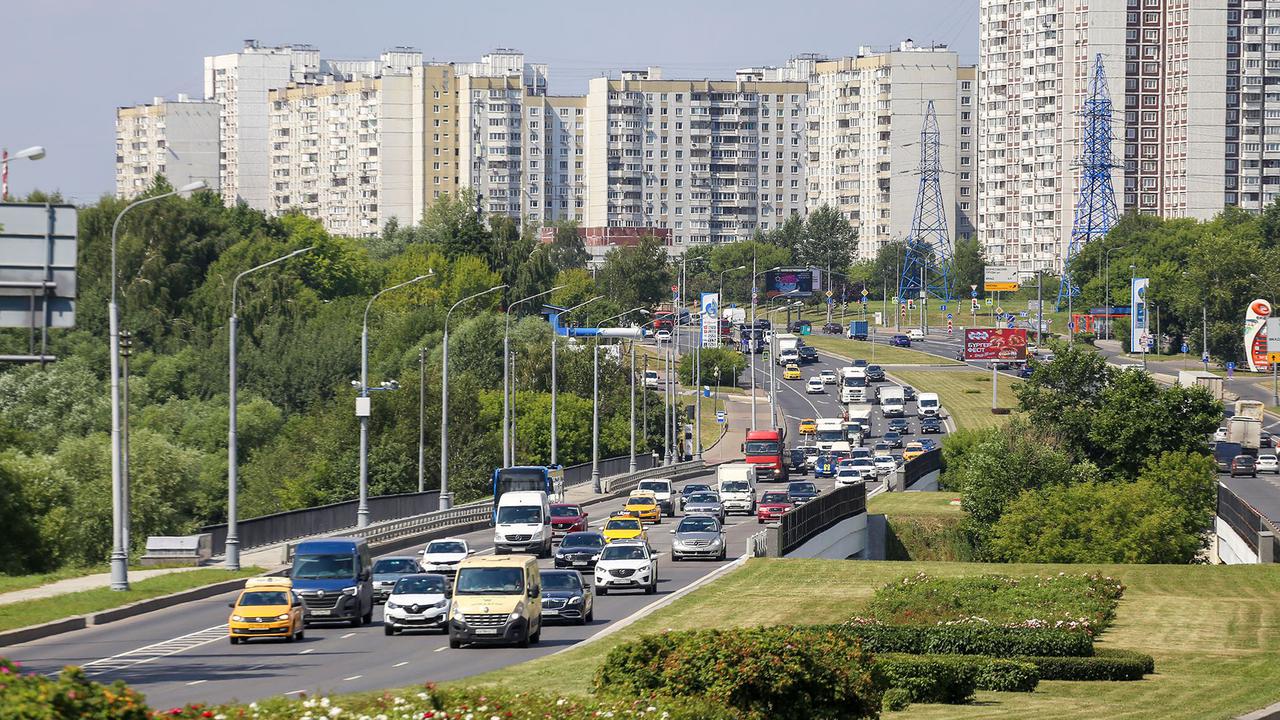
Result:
[550, 503, 589, 538]
[756, 491, 794, 524]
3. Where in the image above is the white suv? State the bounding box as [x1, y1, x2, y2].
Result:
[593, 540, 658, 596]
[635, 478, 676, 517]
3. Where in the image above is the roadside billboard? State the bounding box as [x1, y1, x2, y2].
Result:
[963, 327, 1029, 361]
[1130, 278, 1150, 354]
[764, 268, 820, 298]
[983, 266, 1019, 293]
[1245, 298, 1272, 373]
[700, 292, 719, 348]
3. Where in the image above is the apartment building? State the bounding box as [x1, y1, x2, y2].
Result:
[1227, 0, 1280, 211]
[582, 68, 809, 250]
[978, 0, 1227, 276]
[413, 63, 461, 217]
[115, 94, 220, 198]
[804, 43, 973, 261]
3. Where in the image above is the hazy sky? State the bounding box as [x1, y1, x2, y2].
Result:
[0, 0, 978, 203]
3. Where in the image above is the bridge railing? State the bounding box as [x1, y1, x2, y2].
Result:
[779, 483, 866, 555]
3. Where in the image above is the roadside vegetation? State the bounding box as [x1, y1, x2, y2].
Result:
[890, 368, 1020, 429]
[804, 335, 963, 366]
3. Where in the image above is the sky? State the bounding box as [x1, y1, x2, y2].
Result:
[0, 0, 978, 204]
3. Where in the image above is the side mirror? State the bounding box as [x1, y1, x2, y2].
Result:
[227, 602, 236, 608]
[467, 549, 476, 556]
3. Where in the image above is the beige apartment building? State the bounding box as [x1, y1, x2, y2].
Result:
[115, 94, 220, 198]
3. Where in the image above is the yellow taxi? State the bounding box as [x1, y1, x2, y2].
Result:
[624, 491, 661, 524]
[798, 418, 817, 435]
[602, 515, 648, 544]
[783, 363, 802, 380]
[902, 442, 926, 463]
[228, 578, 305, 644]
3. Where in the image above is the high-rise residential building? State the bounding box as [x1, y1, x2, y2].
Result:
[115, 94, 220, 198]
[205, 41, 320, 210]
[413, 63, 461, 217]
[804, 42, 973, 261]
[1226, 0, 1280, 211]
[978, 0, 1227, 276]
[956, 66, 977, 245]
[582, 68, 809, 251]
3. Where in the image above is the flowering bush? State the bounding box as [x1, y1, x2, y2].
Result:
[0, 658, 149, 720]
[864, 571, 1125, 636]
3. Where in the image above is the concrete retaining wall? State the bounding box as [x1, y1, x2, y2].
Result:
[783, 513, 868, 560]
[1217, 516, 1259, 565]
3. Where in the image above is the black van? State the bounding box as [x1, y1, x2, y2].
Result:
[290, 537, 374, 627]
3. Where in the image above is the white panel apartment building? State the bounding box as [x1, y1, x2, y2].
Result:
[978, 0, 1227, 276]
[582, 69, 809, 250]
[804, 43, 976, 261]
[115, 94, 220, 198]
[1227, 0, 1280, 211]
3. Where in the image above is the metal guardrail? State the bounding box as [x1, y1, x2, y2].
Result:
[565, 452, 657, 487]
[902, 447, 942, 490]
[600, 459, 706, 494]
[746, 529, 770, 558]
[283, 498, 494, 563]
[1218, 482, 1270, 555]
[779, 483, 867, 555]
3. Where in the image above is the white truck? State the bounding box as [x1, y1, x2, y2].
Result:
[1177, 370, 1225, 401]
[724, 307, 746, 326]
[845, 403, 875, 438]
[880, 385, 906, 417]
[814, 418, 850, 452]
[715, 463, 758, 515]
[1229, 400, 1265, 455]
[839, 367, 868, 403]
[775, 333, 801, 365]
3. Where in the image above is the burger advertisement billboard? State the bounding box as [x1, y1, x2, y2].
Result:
[963, 327, 1029, 362]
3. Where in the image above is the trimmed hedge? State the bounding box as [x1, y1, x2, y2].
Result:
[878, 654, 1039, 698]
[1014, 649, 1154, 681]
[1095, 647, 1157, 674]
[877, 655, 978, 704]
[594, 626, 886, 720]
[829, 622, 1093, 657]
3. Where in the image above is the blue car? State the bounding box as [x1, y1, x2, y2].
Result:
[919, 438, 939, 452]
[814, 454, 838, 478]
[889, 334, 911, 347]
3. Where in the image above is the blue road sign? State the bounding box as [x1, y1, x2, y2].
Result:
[1007, 318, 1015, 329]
[1067, 320, 1075, 330]
[1181, 342, 1189, 354]
[971, 290, 978, 298]
[703, 386, 712, 397]
[716, 410, 726, 424]
[940, 304, 947, 312]
[946, 313, 953, 320]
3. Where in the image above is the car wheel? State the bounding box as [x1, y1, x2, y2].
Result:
[296, 628, 304, 641]
[645, 580, 657, 595]
[517, 629, 530, 649]
[449, 636, 461, 649]
[228, 636, 240, 645]
[384, 624, 394, 636]
[530, 624, 541, 643]
[719, 548, 727, 561]
[586, 606, 594, 622]
[361, 606, 373, 625]
[596, 586, 607, 596]
[671, 553, 681, 562]
[350, 615, 362, 628]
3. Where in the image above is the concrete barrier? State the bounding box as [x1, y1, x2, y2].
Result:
[782, 513, 868, 559]
[90, 577, 251, 626]
[0, 617, 87, 648]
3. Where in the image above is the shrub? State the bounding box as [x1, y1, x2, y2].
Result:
[877, 654, 1038, 698]
[1094, 647, 1156, 674]
[833, 621, 1094, 657]
[1017, 650, 1154, 681]
[882, 687, 912, 712]
[594, 626, 886, 720]
[876, 655, 977, 704]
[0, 659, 149, 720]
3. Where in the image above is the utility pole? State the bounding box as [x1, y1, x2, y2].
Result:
[418, 347, 426, 492]
[120, 330, 132, 558]
[629, 340, 637, 473]
[1036, 272, 1043, 347]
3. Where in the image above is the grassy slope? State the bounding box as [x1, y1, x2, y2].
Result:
[459, 559, 1280, 720]
[890, 369, 1022, 430]
[868, 491, 962, 518]
[803, 335, 962, 366]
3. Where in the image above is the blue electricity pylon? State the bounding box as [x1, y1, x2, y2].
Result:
[899, 100, 952, 303]
[1058, 53, 1119, 310]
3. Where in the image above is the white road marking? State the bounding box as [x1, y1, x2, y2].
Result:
[298, 648, 315, 654]
[343, 675, 363, 681]
[185, 679, 207, 686]
[393, 661, 410, 667]
[78, 624, 229, 677]
[340, 632, 356, 639]
[433, 646, 447, 652]
[284, 689, 307, 695]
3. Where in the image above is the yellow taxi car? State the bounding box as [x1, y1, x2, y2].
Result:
[902, 442, 926, 463]
[228, 578, 305, 644]
[624, 491, 661, 524]
[602, 515, 648, 544]
[783, 363, 802, 380]
[798, 418, 817, 435]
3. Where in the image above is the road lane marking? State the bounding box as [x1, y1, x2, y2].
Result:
[284, 689, 307, 695]
[340, 632, 356, 639]
[434, 646, 447, 652]
[298, 648, 315, 654]
[185, 679, 207, 686]
[78, 624, 229, 676]
[394, 661, 409, 667]
[343, 675, 363, 681]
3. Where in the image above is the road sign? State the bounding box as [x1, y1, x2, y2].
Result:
[861, 288, 869, 296]
[0, 203, 78, 333]
[984, 266, 1020, 293]
[971, 299, 979, 310]
[940, 304, 947, 312]
[946, 313, 953, 320]
[1068, 321, 1075, 331]
[1007, 318, 1015, 329]
[716, 410, 726, 424]
[1227, 361, 1236, 378]
[995, 306, 1004, 316]
[985, 298, 993, 306]
[1202, 352, 1210, 363]
[825, 289, 833, 298]
[971, 289, 978, 298]
[1181, 342, 1189, 354]
[1269, 352, 1280, 364]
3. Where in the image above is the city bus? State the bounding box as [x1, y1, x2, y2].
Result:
[491, 465, 565, 520]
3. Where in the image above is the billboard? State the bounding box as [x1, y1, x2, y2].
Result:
[1245, 298, 1272, 373]
[764, 268, 818, 298]
[700, 292, 720, 348]
[963, 327, 1029, 361]
[1130, 278, 1150, 354]
[983, 266, 1019, 293]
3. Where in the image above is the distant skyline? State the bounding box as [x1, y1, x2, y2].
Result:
[0, 0, 978, 204]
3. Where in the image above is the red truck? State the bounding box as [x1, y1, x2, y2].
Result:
[741, 428, 788, 482]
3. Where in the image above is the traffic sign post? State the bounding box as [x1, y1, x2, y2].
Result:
[716, 410, 726, 424]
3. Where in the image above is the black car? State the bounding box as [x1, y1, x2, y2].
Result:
[679, 483, 714, 510]
[866, 365, 886, 382]
[822, 322, 843, 335]
[886, 418, 911, 434]
[920, 416, 943, 434]
[1231, 455, 1258, 478]
[889, 334, 911, 347]
[786, 448, 809, 476]
[798, 346, 819, 364]
[787, 481, 819, 505]
[902, 385, 916, 401]
[554, 531, 606, 570]
[540, 570, 593, 625]
[884, 431, 904, 448]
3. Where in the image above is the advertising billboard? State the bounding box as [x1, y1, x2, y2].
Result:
[1245, 298, 1272, 373]
[764, 268, 818, 298]
[963, 327, 1029, 361]
[1130, 278, 1150, 354]
[983, 266, 1019, 293]
[700, 292, 720, 348]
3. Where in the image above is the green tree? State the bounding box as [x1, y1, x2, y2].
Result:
[1087, 370, 1222, 476]
[597, 236, 672, 310]
[870, 241, 908, 296]
[800, 205, 857, 273]
[764, 214, 806, 258]
[419, 189, 490, 261]
[950, 236, 986, 293]
[547, 221, 589, 271]
[1138, 450, 1217, 546]
[677, 347, 747, 386]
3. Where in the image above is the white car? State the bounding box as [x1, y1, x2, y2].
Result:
[593, 540, 658, 595]
[383, 573, 451, 636]
[806, 377, 825, 394]
[908, 328, 926, 340]
[873, 455, 898, 477]
[1259, 453, 1280, 474]
[1213, 427, 1230, 443]
[654, 329, 672, 343]
[420, 538, 471, 575]
[819, 369, 838, 385]
[835, 467, 864, 487]
[635, 478, 676, 517]
[644, 370, 660, 389]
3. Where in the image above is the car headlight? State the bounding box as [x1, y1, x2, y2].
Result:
[567, 596, 583, 605]
[341, 586, 358, 596]
[591, 553, 601, 561]
[386, 601, 399, 610]
[509, 602, 525, 621]
[276, 613, 291, 621]
[231, 614, 244, 622]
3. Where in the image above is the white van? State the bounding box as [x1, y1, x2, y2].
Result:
[917, 392, 942, 418]
[644, 370, 660, 389]
[715, 463, 758, 515]
[880, 386, 906, 417]
[493, 490, 552, 557]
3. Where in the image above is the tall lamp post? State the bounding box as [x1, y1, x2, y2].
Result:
[1, 145, 45, 200]
[226, 245, 314, 570]
[749, 265, 782, 430]
[359, 273, 433, 527]
[441, 284, 506, 511]
[719, 265, 747, 304]
[550, 296, 603, 466]
[503, 286, 563, 467]
[1103, 246, 1122, 340]
[591, 308, 648, 492]
[108, 180, 206, 591]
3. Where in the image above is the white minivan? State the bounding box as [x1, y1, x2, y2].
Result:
[917, 392, 942, 418]
[493, 490, 553, 558]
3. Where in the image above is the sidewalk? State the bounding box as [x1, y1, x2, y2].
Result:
[0, 566, 209, 607]
[701, 391, 754, 465]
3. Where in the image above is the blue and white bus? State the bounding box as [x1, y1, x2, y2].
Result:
[491, 465, 564, 518]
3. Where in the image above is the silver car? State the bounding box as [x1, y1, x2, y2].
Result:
[682, 492, 726, 523]
[670, 514, 727, 561]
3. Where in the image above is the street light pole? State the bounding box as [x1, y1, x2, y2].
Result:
[1, 145, 46, 201]
[441, 283, 506, 510]
[226, 245, 313, 570]
[108, 180, 206, 591]
[629, 340, 637, 472]
[503, 286, 562, 467]
[418, 347, 426, 492]
[550, 296, 603, 466]
[591, 307, 648, 491]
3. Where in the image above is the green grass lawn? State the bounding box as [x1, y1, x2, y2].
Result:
[803, 335, 962, 366]
[0, 567, 261, 632]
[868, 491, 962, 518]
[0, 562, 212, 596]
[891, 369, 1022, 430]
[459, 559, 1280, 720]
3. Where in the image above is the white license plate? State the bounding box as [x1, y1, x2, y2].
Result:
[311, 609, 331, 616]
[474, 628, 499, 635]
[574, 561, 589, 566]
[543, 609, 559, 616]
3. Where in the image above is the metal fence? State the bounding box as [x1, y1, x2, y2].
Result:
[1218, 483, 1264, 554]
[779, 483, 867, 555]
[564, 453, 657, 487]
[903, 448, 942, 490]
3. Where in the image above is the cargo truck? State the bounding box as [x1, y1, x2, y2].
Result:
[775, 333, 801, 365]
[847, 320, 869, 341]
[1177, 370, 1225, 401]
[741, 428, 788, 481]
[844, 403, 875, 438]
[879, 385, 906, 416]
[814, 418, 851, 453]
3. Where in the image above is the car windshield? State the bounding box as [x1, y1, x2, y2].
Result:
[426, 541, 465, 554]
[628, 496, 656, 506]
[393, 575, 447, 595]
[601, 545, 647, 561]
[607, 518, 641, 530]
[688, 493, 719, 504]
[550, 505, 581, 518]
[291, 553, 354, 580]
[678, 516, 718, 532]
[239, 591, 288, 606]
[373, 558, 419, 574]
[744, 441, 780, 454]
[637, 481, 669, 493]
[790, 483, 817, 494]
[816, 429, 843, 442]
[761, 493, 790, 503]
[721, 481, 749, 493]
[541, 572, 582, 591]
[560, 534, 604, 549]
[455, 567, 523, 595]
[683, 484, 711, 495]
[496, 505, 542, 524]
